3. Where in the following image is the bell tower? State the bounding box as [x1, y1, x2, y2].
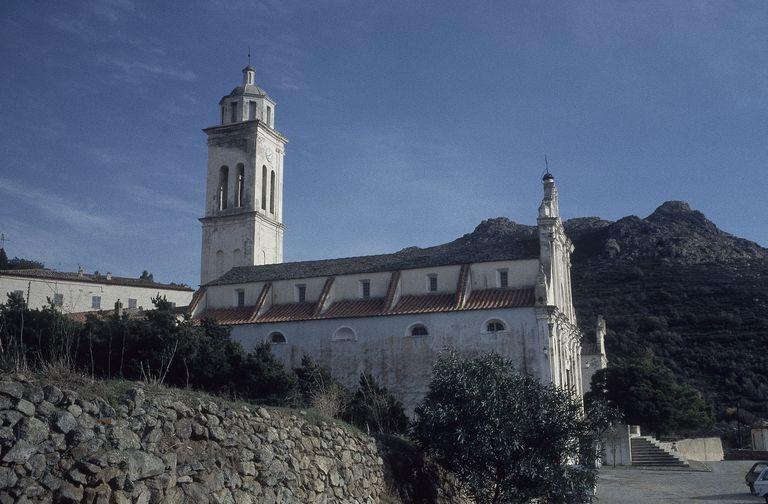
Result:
[199, 64, 287, 285]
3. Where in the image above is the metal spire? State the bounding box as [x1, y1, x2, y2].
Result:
[544, 155, 550, 175]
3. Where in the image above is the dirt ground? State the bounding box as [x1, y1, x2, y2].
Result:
[597, 460, 765, 503]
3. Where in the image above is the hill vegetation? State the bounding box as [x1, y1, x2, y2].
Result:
[458, 201, 768, 427]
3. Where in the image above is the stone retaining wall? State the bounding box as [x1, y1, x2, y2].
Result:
[0, 373, 386, 503]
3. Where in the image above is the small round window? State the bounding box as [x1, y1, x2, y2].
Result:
[486, 320, 506, 333]
[269, 332, 286, 344]
[409, 324, 429, 337]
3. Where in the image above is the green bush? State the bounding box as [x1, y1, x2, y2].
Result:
[0, 295, 297, 406]
[343, 373, 408, 435]
[412, 350, 609, 504]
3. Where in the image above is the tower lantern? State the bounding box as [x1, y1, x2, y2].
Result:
[199, 64, 288, 285]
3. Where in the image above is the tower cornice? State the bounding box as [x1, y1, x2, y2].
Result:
[199, 211, 286, 230]
[203, 120, 288, 144]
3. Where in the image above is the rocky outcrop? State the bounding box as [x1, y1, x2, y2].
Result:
[0, 374, 385, 503]
[453, 201, 766, 265]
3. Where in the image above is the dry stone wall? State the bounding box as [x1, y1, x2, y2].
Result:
[0, 374, 385, 503]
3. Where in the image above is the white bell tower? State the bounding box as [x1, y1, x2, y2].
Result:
[199, 64, 287, 285]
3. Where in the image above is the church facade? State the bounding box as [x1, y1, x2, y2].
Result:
[192, 66, 604, 413]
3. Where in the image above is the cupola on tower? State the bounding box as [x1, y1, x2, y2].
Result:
[199, 64, 287, 285]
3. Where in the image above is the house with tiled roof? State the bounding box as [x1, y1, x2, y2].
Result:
[191, 65, 605, 413]
[0, 268, 193, 314]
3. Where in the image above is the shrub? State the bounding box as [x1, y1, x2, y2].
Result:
[586, 357, 713, 437]
[412, 350, 608, 504]
[294, 355, 349, 418]
[344, 373, 408, 435]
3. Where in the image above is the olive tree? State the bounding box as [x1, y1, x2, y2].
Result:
[411, 350, 608, 504]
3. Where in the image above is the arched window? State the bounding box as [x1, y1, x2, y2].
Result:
[230, 101, 238, 123]
[235, 164, 245, 207]
[261, 165, 267, 210]
[215, 250, 224, 276]
[333, 327, 357, 341]
[233, 249, 242, 266]
[485, 319, 506, 333]
[408, 324, 428, 337]
[269, 170, 275, 214]
[218, 166, 229, 210]
[266, 106, 272, 126]
[269, 332, 286, 344]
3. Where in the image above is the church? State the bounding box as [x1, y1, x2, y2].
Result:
[190, 65, 606, 413]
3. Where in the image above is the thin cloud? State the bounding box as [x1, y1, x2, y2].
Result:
[120, 184, 200, 217]
[0, 177, 117, 234]
[98, 56, 196, 83]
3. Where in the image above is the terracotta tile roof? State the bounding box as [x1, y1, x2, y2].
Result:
[0, 268, 193, 291]
[465, 288, 535, 310]
[198, 287, 535, 325]
[257, 302, 315, 323]
[197, 306, 255, 325]
[323, 298, 387, 318]
[390, 294, 456, 314]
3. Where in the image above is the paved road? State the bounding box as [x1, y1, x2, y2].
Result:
[597, 461, 764, 503]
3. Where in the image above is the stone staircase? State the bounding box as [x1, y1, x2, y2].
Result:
[631, 436, 689, 467]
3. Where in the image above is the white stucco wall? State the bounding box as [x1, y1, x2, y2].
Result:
[0, 275, 193, 314]
[231, 307, 546, 414]
[469, 259, 539, 290]
[331, 272, 392, 301]
[200, 121, 286, 285]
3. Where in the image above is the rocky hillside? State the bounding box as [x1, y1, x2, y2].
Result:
[0, 373, 465, 504]
[447, 203, 768, 421]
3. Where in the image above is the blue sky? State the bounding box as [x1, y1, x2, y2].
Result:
[1, 0, 766, 286]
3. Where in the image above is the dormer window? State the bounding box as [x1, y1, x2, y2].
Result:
[498, 269, 509, 289]
[295, 284, 307, 303]
[427, 274, 438, 292]
[360, 279, 371, 299]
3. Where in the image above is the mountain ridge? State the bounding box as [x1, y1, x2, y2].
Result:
[448, 201, 768, 423]
[452, 200, 766, 265]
